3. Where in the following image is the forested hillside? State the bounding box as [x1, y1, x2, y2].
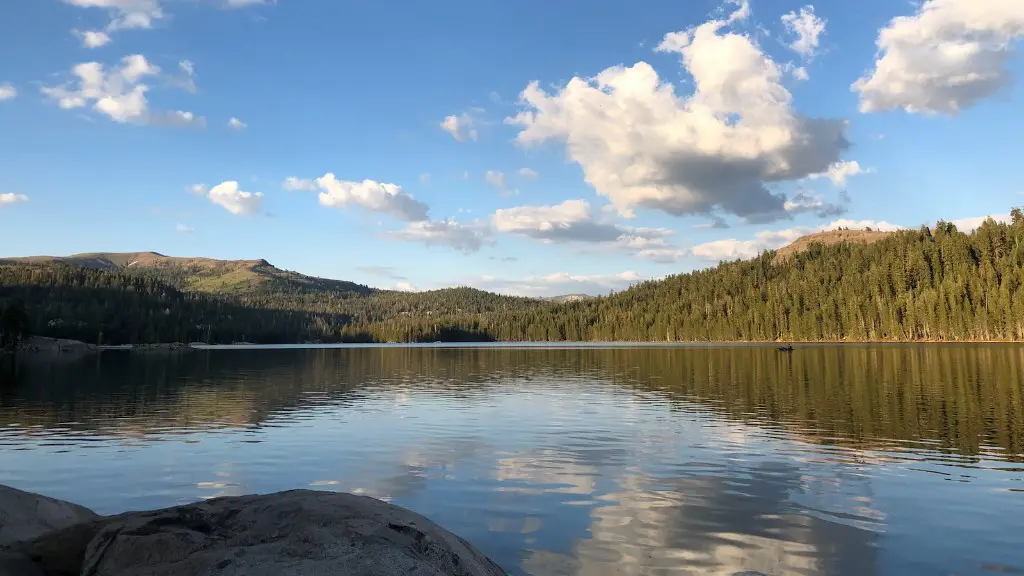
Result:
[2, 211, 1023, 344]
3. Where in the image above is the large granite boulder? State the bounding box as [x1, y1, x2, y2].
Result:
[0, 484, 99, 547]
[1, 487, 508, 576]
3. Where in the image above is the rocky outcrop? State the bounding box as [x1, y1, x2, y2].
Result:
[0, 486, 507, 576]
[0, 485, 99, 547]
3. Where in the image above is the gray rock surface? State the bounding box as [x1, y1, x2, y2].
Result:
[0, 484, 99, 547]
[1, 486, 508, 576]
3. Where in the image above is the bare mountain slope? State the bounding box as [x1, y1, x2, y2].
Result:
[774, 230, 896, 263]
[3, 252, 373, 296]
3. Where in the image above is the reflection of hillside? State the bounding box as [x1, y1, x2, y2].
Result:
[1, 346, 1022, 459]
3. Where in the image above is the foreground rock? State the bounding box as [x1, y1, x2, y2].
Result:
[1, 486, 507, 576]
[0, 485, 99, 547]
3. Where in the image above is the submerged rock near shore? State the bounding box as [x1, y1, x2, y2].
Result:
[0, 485, 507, 576]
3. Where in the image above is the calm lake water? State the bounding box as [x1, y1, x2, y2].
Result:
[1, 345, 1022, 575]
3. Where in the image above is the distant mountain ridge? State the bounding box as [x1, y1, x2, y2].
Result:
[1, 229, 896, 299]
[3, 212, 1021, 344]
[4, 251, 374, 297]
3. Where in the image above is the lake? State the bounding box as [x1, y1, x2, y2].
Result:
[1, 344, 1022, 575]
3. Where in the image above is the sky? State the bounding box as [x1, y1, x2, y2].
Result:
[0, 0, 1022, 297]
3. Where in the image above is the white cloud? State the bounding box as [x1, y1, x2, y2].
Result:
[228, 117, 247, 130]
[610, 229, 688, 263]
[493, 199, 623, 242]
[62, 0, 165, 31]
[950, 213, 1011, 232]
[175, 60, 197, 93]
[0, 193, 29, 205]
[73, 29, 112, 48]
[0, 83, 16, 101]
[792, 66, 809, 81]
[493, 199, 687, 262]
[440, 112, 478, 142]
[315, 174, 430, 222]
[42, 55, 161, 123]
[807, 160, 870, 188]
[783, 189, 848, 217]
[853, 0, 1024, 114]
[507, 2, 848, 222]
[282, 177, 317, 192]
[518, 167, 539, 180]
[419, 173, 431, 185]
[153, 110, 205, 127]
[691, 217, 903, 261]
[485, 170, 507, 189]
[188, 183, 208, 196]
[207, 181, 263, 215]
[394, 281, 418, 292]
[827, 218, 903, 232]
[781, 6, 826, 59]
[390, 219, 490, 253]
[175, 223, 194, 233]
[469, 271, 647, 298]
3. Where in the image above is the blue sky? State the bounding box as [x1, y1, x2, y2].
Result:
[1, 0, 1022, 296]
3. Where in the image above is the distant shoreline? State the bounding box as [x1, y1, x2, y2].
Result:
[6, 337, 1022, 358]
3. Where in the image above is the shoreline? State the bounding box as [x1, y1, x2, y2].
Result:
[5, 337, 1022, 358]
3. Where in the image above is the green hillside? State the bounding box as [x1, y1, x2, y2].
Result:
[2, 210, 1023, 344]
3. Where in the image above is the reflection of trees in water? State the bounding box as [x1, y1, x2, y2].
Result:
[1, 345, 1021, 458]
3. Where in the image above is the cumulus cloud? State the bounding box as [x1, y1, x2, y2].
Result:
[783, 189, 848, 218]
[315, 175, 430, 222]
[440, 112, 478, 142]
[950, 213, 1011, 232]
[853, 0, 1024, 114]
[781, 6, 826, 59]
[493, 199, 623, 243]
[206, 181, 263, 215]
[0, 83, 16, 101]
[228, 117, 247, 130]
[493, 199, 688, 262]
[41, 55, 200, 125]
[610, 229, 688, 263]
[469, 271, 647, 298]
[507, 1, 848, 222]
[0, 193, 29, 205]
[691, 218, 904, 261]
[282, 177, 316, 192]
[62, 0, 165, 31]
[389, 219, 491, 253]
[518, 167, 539, 180]
[73, 29, 112, 48]
[807, 160, 870, 188]
[188, 183, 208, 195]
[175, 222, 194, 233]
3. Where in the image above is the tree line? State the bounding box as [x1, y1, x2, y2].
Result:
[2, 210, 1023, 344]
